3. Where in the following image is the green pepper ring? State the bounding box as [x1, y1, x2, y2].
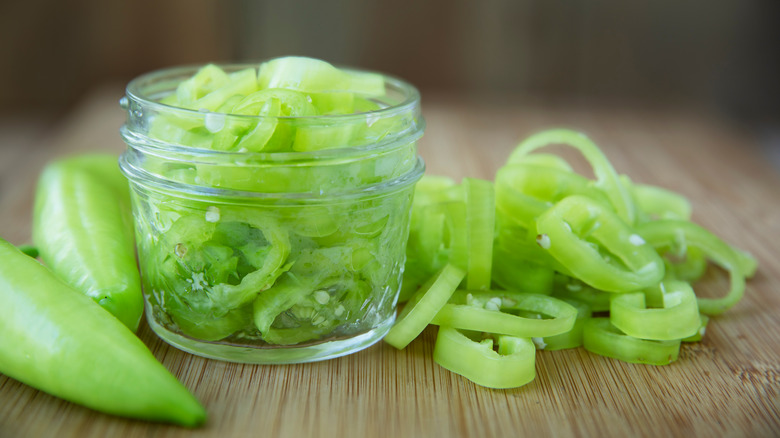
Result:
[610, 280, 701, 341]
[495, 163, 611, 228]
[383, 264, 466, 350]
[536, 195, 665, 293]
[431, 290, 577, 338]
[507, 129, 635, 224]
[583, 317, 681, 366]
[433, 326, 536, 389]
[637, 219, 752, 316]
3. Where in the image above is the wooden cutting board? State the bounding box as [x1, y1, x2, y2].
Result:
[1, 88, 778, 438]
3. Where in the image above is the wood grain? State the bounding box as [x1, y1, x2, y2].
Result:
[0, 90, 778, 438]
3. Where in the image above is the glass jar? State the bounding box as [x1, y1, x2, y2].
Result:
[119, 63, 424, 364]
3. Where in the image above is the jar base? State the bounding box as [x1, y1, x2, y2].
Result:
[146, 314, 396, 364]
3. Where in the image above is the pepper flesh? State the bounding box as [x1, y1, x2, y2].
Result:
[0, 238, 206, 426]
[507, 129, 635, 224]
[463, 178, 495, 290]
[610, 280, 701, 341]
[384, 264, 465, 350]
[583, 317, 681, 366]
[431, 290, 577, 338]
[433, 327, 536, 389]
[541, 298, 592, 350]
[637, 219, 752, 315]
[33, 154, 143, 331]
[535, 195, 665, 293]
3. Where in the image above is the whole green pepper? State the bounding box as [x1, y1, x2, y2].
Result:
[33, 154, 143, 331]
[0, 238, 206, 426]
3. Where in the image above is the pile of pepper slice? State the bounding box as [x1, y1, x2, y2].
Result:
[387, 129, 757, 388]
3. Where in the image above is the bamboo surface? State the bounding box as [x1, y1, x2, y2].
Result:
[0, 87, 778, 438]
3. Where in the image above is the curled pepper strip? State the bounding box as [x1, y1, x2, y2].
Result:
[636, 219, 752, 315]
[540, 298, 592, 351]
[495, 217, 572, 276]
[507, 129, 635, 224]
[253, 272, 310, 337]
[412, 175, 458, 206]
[610, 280, 701, 341]
[665, 245, 708, 283]
[463, 177, 495, 290]
[431, 290, 577, 338]
[583, 318, 681, 366]
[552, 275, 612, 312]
[495, 163, 611, 228]
[433, 327, 536, 389]
[627, 179, 692, 222]
[207, 211, 292, 312]
[519, 152, 574, 171]
[683, 314, 710, 343]
[417, 204, 448, 272]
[535, 195, 665, 292]
[492, 243, 556, 295]
[735, 248, 758, 278]
[384, 264, 466, 349]
[495, 183, 549, 230]
[444, 201, 469, 272]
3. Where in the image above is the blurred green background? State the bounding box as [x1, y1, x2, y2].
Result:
[0, 0, 777, 130]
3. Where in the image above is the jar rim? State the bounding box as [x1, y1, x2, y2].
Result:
[124, 62, 422, 123]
